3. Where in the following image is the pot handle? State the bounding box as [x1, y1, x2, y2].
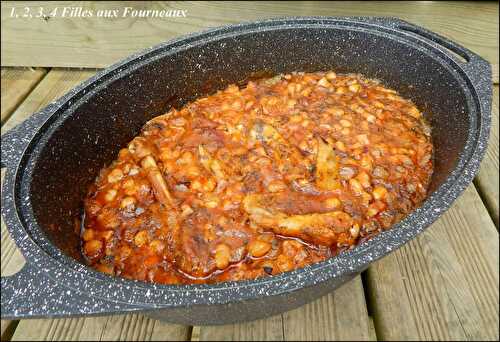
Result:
[392, 19, 492, 109]
[395, 22, 473, 63]
[0, 263, 82, 319]
[1, 100, 61, 168]
[1, 262, 148, 319]
[1, 125, 22, 169]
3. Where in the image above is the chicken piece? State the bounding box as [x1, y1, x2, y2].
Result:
[172, 218, 217, 278]
[128, 137, 174, 207]
[140, 156, 175, 207]
[315, 138, 341, 191]
[243, 194, 353, 246]
[172, 212, 250, 278]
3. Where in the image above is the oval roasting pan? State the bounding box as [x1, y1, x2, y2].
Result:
[0, 17, 491, 325]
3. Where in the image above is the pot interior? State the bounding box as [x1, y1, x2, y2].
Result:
[24, 26, 472, 262]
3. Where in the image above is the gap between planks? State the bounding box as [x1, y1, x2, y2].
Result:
[1, 68, 48, 125]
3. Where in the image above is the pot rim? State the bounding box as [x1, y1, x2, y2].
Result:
[2, 16, 491, 309]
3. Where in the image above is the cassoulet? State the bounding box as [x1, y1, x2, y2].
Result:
[81, 71, 433, 284]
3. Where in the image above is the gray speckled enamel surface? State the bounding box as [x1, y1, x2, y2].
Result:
[0, 17, 491, 325]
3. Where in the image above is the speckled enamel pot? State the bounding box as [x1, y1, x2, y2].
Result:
[1, 17, 491, 325]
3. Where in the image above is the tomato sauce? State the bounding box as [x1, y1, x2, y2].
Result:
[81, 71, 433, 284]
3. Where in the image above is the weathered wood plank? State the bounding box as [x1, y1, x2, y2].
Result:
[11, 314, 189, 341]
[282, 277, 373, 341]
[198, 311, 284, 341]
[367, 317, 377, 341]
[0, 69, 95, 133]
[0, 321, 18, 342]
[0, 68, 47, 124]
[365, 185, 499, 340]
[475, 86, 499, 226]
[1, 1, 497, 71]
[197, 276, 372, 341]
[190, 326, 200, 341]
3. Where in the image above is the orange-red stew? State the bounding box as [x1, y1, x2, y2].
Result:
[81, 71, 433, 284]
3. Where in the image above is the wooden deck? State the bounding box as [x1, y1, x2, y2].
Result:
[1, 1, 498, 341]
